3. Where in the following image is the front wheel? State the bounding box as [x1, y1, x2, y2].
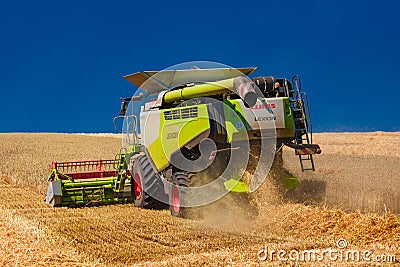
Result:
[132, 154, 168, 210]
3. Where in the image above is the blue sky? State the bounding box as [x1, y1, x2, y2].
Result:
[0, 0, 399, 132]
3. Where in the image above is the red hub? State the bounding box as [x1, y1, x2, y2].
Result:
[172, 185, 180, 213]
[133, 173, 142, 199]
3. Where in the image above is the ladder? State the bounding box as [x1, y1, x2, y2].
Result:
[289, 75, 315, 171]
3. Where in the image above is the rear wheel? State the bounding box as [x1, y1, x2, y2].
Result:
[132, 154, 168, 210]
[169, 171, 193, 218]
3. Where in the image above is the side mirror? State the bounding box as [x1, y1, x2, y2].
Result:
[120, 101, 128, 115]
[119, 93, 144, 115]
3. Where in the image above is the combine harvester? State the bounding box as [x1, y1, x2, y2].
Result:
[45, 65, 321, 217]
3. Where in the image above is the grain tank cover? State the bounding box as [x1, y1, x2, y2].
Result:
[123, 67, 257, 93]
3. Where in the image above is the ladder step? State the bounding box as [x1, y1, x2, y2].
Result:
[293, 113, 303, 117]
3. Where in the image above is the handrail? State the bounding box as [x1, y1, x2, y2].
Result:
[292, 75, 302, 94]
[113, 115, 125, 133]
[301, 92, 313, 144]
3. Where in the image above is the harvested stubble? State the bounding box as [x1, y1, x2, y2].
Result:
[0, 133, 399, 266]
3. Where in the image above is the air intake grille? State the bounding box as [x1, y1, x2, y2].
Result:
[164, 107, 198, 120]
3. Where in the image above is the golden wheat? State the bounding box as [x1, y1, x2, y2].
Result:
[0, 133, 399, 266]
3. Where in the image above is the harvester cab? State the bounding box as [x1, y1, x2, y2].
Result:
[114, 94, 143, 154]
[45, 65, 321, 218]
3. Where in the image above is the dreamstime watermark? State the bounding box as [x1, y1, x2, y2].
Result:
[258, 238, 396, 263]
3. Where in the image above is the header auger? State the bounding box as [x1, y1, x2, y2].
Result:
[45, 65, 321, 218]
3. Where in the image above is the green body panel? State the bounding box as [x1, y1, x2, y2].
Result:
[59, 180, 123, 205]
[282, 98, 295, 138]
[147, 104, 211, 171]
[224, 179, 249, 193]
[222, 100, 248, 142]
[224, 99, 248, 129]
[283, 172, 300, 189]
[62, 179, 115, 188]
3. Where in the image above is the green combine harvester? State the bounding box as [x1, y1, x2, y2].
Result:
[45, 65, 321, 217]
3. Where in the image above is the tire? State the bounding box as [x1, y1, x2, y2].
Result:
[169, 171, 194, 218]
[132, 155, 168, 210]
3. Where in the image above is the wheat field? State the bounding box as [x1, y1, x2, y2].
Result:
[283, 132, 400, 213]
[0, 133, 399, 266]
